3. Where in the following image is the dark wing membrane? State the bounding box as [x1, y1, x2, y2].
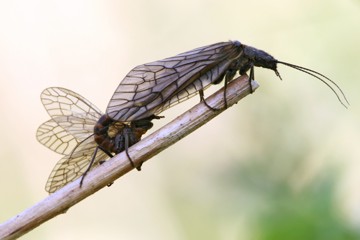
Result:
[106, 41, 242, 121]
[152, 57, 236, 115]
[45, 137, 109, 193]
[41, 87, 102, 123]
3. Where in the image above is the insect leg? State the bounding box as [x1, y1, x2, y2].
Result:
[98, 145, 114, 164]
[80, 146, 113, 187]
[224, 67, 241, 108]
[80, 146, 100, 187]
[223, 74, 230, 109]
[249, 64, 255, 93]
[98, 146, 115, 187]
[199, 89, 221, 111]
[124, 128, 142, 171]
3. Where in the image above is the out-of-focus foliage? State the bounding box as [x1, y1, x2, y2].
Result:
[233, 161, 360, 240]
[166, 156, 360, 240]
[253, 177, 360, 240]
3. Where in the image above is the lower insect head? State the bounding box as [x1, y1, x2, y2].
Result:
[131, 119, 154, 131]
[113, 125, 144, 153]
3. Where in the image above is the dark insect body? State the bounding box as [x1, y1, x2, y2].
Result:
[106, 40, 348, 119]
[93, 113, 161, 170]
[94, 114, 160, 154]
[38, 40, 348, 193]
[98, 40, 348, 180]
[37, 88, 156, 193]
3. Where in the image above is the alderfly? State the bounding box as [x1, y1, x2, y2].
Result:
[38, 40, 348, 193]
[37, 88, 158, 193]
[106, 40, 348, 120]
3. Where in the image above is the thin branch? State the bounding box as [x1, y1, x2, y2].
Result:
[0, 74, 258, 240]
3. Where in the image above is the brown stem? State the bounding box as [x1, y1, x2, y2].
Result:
[0, 74, 258, 240]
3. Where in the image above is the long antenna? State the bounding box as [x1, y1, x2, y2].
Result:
[276, 60, 349, 108]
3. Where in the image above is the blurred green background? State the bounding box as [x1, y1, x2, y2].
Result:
[0, 0, 359, 239]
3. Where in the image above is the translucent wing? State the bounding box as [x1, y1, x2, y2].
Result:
[37, 87, 102, 154]
[36, 119, 80, 155]
[107, 41, 243, 121]
[38, 87, 107, 193]
[41, 87, 102, 127]
[45, 137, 109, 193]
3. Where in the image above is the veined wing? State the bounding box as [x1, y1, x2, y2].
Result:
[107, 41, 243, 121]
[37, 119, 81, 155]
[36, 115, 99, 155]
[152, 57, 235, 115]
[41, 87, 102, 126]
[37, 87, 103, 154]
[37, 87, 108, 193]
[45, 136, 109, 193]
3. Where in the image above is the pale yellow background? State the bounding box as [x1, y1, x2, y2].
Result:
[0, 0, 359, 239]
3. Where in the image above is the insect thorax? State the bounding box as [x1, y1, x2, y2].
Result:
[107, 121, 126, 138]
[94, 114, 150, 154]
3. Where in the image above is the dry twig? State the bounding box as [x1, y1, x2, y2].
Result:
[0, 74, 258, 240]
